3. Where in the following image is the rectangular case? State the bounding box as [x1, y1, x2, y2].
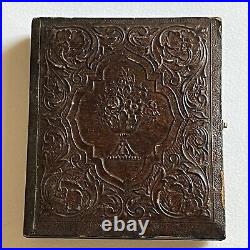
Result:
[24, 17, 225, 240]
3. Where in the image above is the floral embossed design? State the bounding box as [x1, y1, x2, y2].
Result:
[98, 68, 160, 133]
[39, 22, 213, 222]
[162, 30, 200, 63]
[97, 68, 160, 159]
[52, 29, 92, 64]
[150, 154, 209, 218]
[42, 168, 100, 217]
[152, 26, 208, 89]
[158, 168, 207, 217]
[183, 121, 208, 165]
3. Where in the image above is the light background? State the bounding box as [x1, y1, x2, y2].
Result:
[2, 2, 248, 248]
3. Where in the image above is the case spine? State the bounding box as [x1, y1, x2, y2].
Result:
[23, 18, 41, 237]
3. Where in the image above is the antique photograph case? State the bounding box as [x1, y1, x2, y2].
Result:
[24, 17, 225, 240]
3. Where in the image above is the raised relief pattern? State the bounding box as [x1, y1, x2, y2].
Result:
[97, 67, 160, 160]
[39, 22, 211, 221]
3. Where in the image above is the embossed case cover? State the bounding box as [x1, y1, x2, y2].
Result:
[24, 18, 225, 240]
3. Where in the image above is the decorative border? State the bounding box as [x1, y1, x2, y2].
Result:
[210, 18, 225, 233]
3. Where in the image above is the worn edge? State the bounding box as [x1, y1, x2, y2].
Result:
[211, 18, 225, 240]
[23, 18, 41, 237]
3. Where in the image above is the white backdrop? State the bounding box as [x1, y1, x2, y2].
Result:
[3, 2, 248, 248]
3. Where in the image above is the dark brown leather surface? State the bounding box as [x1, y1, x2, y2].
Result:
[24, 17, 225, 240]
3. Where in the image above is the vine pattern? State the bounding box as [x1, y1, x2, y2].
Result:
[39, 24, 211, 220]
